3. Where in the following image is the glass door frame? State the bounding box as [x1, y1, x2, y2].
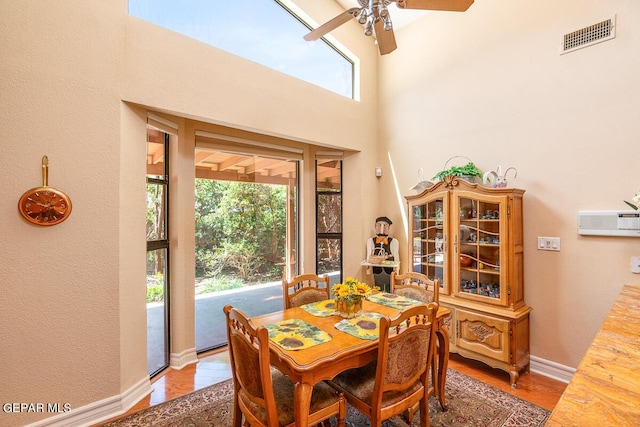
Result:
[146, 130, 170, 377]
[315, 158, 343, 286]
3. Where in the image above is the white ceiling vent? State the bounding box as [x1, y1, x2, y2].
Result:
[560, 15, 616, 55]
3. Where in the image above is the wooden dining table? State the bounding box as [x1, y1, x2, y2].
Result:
[250, 298, 451, 427]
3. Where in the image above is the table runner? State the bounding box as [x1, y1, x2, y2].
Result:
[368, 292, 423, 309]
[265, 319, 332, 350]
[334, 313, 383, 340]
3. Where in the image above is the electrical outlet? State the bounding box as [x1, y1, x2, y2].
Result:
[537, 237, 561, 251]
[632, 256, 640, 274]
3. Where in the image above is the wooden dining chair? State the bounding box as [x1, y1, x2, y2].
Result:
[390, 271, 441, 421]
[390, 271, 440, 304]
[328, 303, 438, 427]
[282, 273, 331, 309]
[223, 304, 346, 427]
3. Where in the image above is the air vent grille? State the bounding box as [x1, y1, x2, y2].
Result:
[561, 15, 616, 55]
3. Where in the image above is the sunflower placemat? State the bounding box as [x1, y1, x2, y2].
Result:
[334, 313, 383, 340]
[368, 292, 423, 310]
[265, 319, 332, 351]
[300, 299, 337, 317]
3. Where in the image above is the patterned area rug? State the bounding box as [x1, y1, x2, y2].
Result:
[100, 369, 549, 426]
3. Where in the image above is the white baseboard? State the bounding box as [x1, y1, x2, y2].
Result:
[530, 355, 575, 384]
[170, 347, 198, 370]
[25, 376, 151, 427]
[24, 349, 198, 427]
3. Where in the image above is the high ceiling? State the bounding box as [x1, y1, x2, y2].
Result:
[143, 3, 429, 191]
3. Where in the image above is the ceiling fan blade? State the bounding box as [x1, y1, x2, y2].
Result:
[394, 0, 474, 12]
[373, 19, 397, 55]
[304, 7, 361, 41]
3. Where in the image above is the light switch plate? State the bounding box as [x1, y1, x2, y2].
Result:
[537, 237, 561, 251]
[632, 256, 640, 273]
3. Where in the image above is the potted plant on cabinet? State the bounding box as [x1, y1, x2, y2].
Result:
[432, 160, 482, 183]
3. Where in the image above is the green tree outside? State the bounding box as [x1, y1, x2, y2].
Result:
[194, 179, 287, 294]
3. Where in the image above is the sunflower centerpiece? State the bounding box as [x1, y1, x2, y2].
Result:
[332, 277, 372, 318]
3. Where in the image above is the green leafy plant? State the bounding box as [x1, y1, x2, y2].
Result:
[432, 162, 482, 182]
[146, 285, 164, 303]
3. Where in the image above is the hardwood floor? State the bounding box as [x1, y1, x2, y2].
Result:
[445, 353, 567, 412]
[104, 348, 566, 424]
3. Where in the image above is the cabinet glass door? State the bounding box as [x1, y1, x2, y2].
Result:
[455, 195, 506, 306]
[411, 197, 447, 294]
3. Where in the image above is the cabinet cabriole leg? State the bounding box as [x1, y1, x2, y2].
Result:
[510, 370, 519, 388]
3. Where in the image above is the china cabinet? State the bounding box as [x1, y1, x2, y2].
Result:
[406, 176, 531, 387]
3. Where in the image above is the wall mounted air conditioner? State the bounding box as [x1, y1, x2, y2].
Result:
[578, 210, 640, 237]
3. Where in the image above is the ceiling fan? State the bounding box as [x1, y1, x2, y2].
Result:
[304, 0, 474, 55]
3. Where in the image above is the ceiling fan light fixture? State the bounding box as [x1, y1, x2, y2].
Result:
[378, 2, 389, 17]
[383, 15, 393, 31]
[364, 16, 374, 36]
[304, 0, 474, 55]
[358, 9, 368, 24]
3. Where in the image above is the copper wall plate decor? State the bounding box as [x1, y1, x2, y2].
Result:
[18, 156, 72, 226]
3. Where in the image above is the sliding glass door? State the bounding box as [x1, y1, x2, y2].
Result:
[194, 147, 299, 352]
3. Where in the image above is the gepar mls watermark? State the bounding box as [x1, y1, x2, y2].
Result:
[3, 402, 71, 413]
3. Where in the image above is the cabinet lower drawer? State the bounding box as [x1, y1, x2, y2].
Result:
[456, 308, 510, 363]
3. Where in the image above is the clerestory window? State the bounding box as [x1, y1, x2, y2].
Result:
[128, 0, 355, 98]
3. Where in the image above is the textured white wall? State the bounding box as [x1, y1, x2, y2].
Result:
[0, 0, 381, 425]
[378, 0, 640, 368]
[1, 1, 126, 426]
[3, 0, 639, 425]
